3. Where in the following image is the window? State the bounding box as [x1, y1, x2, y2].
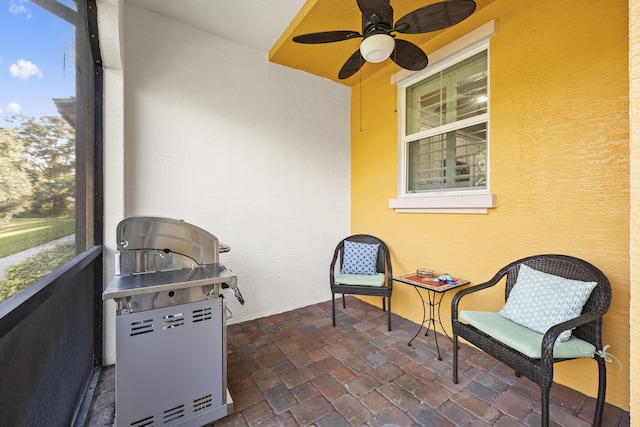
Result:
[0, 0, 99, 303]
[405, 48, 488, 193]
[390, 34, 495, 214]
[405, 50, 487, 192]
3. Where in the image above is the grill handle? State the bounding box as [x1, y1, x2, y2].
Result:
[221, 280, 245, 305]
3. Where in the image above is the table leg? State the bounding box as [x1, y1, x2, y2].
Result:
[431, 290, 448, 360]
[407, 286, 427, 347]
[407, 286, 452, 361]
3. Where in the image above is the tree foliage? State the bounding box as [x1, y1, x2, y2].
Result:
[5, 115, 75, 217]
[0, 242, 74, 303]
[0, 128, 33, 223]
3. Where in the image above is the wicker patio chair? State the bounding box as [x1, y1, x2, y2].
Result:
[451, 254, 611, 427]
[330, 234, 393, 331]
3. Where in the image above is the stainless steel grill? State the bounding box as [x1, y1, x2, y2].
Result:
[103, 216, 244, 427]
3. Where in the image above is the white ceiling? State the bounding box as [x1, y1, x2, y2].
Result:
[122, 0, 495, 85]
[125, 0, 307, 52]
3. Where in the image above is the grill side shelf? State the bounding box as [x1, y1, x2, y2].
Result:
[102, 263, 237, 300]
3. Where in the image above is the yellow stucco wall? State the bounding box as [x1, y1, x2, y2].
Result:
[350, 0, 630, 411]
[629, 0, 639, 423]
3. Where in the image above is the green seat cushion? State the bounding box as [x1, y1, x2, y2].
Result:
[460, 310, 596, 359]
[334, 273, 385, 287]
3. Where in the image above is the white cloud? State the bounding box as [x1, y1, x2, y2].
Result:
[9, 0, 30, 17]
[9, 59, 43, 79]
[6, 103, 22, 113]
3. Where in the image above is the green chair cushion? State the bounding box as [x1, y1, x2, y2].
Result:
[460, 310, 596, 359]
[334, 273, 385, 287]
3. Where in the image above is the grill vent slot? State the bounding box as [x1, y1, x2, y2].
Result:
[193, 394, 213, 412]
[163, 404, 185, 423]
[193, 307, 212, 323]
[130, 319, 153, 336]
[130, 415, 154, 426]
[162, 312, 184, 329]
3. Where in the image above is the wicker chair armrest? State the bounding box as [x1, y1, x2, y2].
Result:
[540, 311, 604, 367]
[451, 267, 509, 321]
[329, 244, 341, 285]
[542, 312, 602, 346]
[383, 248, 393, 289]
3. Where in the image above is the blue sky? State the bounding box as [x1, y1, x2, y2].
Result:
[0, 0, 75, 121]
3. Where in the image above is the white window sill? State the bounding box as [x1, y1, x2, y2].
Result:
[389, 193, 496, 214]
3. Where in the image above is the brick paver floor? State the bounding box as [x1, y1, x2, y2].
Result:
[87, 297, 630, 427]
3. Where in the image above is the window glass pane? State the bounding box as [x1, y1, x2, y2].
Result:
[0, 1, 79, 303]
[407, 123, 487, 192]
[406, 51, 487, 135]
[406, 73, 446, 133]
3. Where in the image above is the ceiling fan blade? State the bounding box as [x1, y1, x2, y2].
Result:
[395, 0, 476, 34]
[293, 30, 361, 44]
[391, 39, 429, 71]
[339, 49, 366, 80]
[357, 0, 391, 24]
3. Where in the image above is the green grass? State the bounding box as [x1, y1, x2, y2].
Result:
[0, 218, 75, 258]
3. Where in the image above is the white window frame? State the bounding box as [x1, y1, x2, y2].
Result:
[389, 21, 497, 214]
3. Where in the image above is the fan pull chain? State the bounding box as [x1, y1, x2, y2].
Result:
[393, 85, 397, 113]
[359, 67, 363, 132]
[393, 52, 398, 113]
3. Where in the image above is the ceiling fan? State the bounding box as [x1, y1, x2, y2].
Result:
[292, 0, 477, 79]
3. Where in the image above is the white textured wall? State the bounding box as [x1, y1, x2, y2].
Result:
[98, 0, 126, 366]
[100, 3, 351, 364]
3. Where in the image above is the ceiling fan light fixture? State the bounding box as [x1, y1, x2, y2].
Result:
[360, 34, 395, 63]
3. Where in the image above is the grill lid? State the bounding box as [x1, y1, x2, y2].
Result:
[117, 216, 219, 268]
